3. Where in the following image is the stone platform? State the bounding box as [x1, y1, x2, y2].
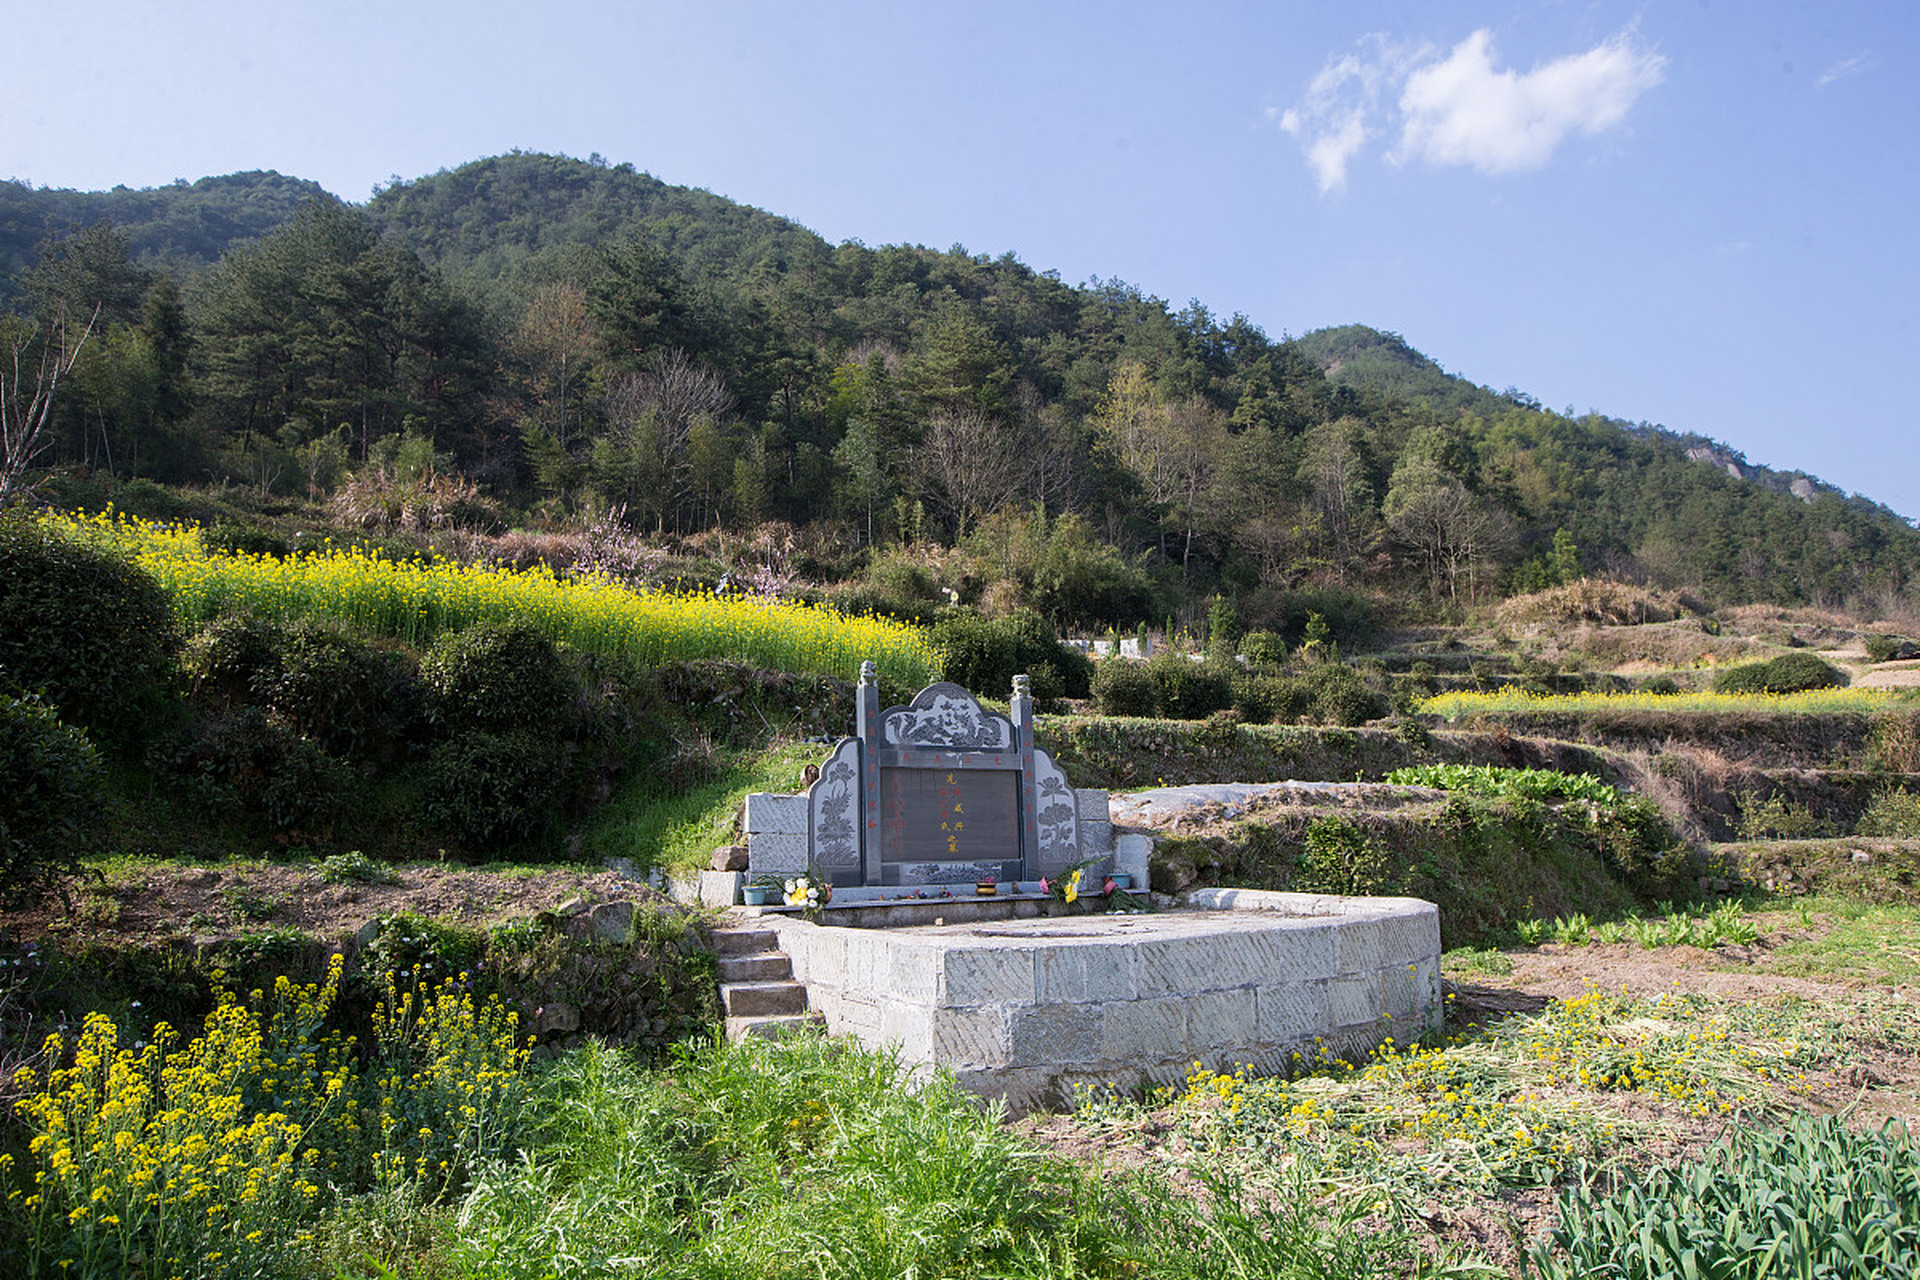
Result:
[754, 888, 1441, 1113]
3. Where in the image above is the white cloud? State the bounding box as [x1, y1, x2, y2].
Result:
[1274, 28, 1665, 191]
[1275, 35, 1428, 193]
[1816, 54, 1867, 87]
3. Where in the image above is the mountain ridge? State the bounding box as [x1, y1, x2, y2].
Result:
[2, 151, 1914, 609]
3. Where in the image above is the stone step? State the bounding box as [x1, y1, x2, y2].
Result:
[722, 981, 810, 1018]
[726, 1012, 824, 1042]
[711, 927, 781, 955]
[717, 952, 793, 983]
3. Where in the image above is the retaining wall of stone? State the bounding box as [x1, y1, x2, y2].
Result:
[760, 889, 1441, 1113]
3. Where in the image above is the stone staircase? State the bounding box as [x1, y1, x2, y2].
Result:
[712, 925, 821, 1041]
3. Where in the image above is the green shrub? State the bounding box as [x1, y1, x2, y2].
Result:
[421, 620, 576, 738]
[1857, 785, 1920, 838]
[0, 692, 104, 905]
[1145, 649, 1234, 720]
[423, 730, 571, 849]
[1240, 629, 1286, 670]
[1259, 586, 1379, 650]
[1864, 633, 1919, 663]
[184, 614, 283, 708]
[0, 514, 178, 751]
[1307, 663, 1388, 726]
[931, 608, 1088, 706]
[1230, 671, 1285, 722]
[154, 707, 350, 836]
[258, 620, 419, 761]
[1712, 651, 1846, 694]
[1297, 815, 1392, 896]
[1091, 659, 1156, 716]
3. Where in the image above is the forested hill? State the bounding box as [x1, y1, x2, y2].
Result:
[366, 151, 827, 312]
[0, 171, 327, 288]
[3, 151, 1917, 617]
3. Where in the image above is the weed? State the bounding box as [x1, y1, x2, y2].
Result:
[218, 881, 286, 922]
[1549, 914, 1592, 946]
[315, 849, 402, 886]
[1445, 947, 1515, 977]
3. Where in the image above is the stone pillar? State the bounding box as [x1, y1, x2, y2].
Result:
[1010, 673, 1041, 880]
[855, 659, 883, 886]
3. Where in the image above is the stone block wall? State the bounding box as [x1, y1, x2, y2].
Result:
[760, 890, 1440, 1113]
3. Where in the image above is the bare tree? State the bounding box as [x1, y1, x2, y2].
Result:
[918, 407, 1027, 538]
[1, 305, 96, 506]
[603, 347, 735, 531]
[1382, 457, 1510, 602]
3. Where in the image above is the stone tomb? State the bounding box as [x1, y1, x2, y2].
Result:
[738, 665, 1133, 900]
[757, 888, 1442, 1112]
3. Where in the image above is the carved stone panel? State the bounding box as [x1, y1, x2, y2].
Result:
[807, 737, 863, 874]
[881, 682, 1015, 750]
[1032, 748, 1080, 878]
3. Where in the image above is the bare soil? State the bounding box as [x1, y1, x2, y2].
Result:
[3, 861, 645, 947]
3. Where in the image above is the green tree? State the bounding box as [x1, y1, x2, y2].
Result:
[192, 200, 492, 475]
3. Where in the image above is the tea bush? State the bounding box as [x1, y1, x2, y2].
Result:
[1712, 651, 1847, 695]
[1146, 649, 1233, 720]
[1236, 662, 1387, 727]
[183, 614, 284, 708]
[0, 513, 177, 751]
[255, 620, 420, 761]
[1091, 657, 1157, 716]
[1864, 633, 1919, 663]
[931, 608, 1089, 706]
[152, 707, 350, 837]
[423, 730, 572, 849]
[421, 620, 576, 739]
[0, 692, 104, 905]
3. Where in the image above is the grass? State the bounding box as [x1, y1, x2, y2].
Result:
[580, 742, 825, 878]
[363, 1035, 1482, 1280]
[1419, 687, 1908, 717]
[46, 509, 941, 690]
[1749, 896, 1920, 986]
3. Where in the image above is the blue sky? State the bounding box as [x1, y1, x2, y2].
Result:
[8, 1, 1917, 520]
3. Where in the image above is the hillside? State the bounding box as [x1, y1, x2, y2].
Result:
[3, 151, 1917, 617]
[0, 170, 328, 289]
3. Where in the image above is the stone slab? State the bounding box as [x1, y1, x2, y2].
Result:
[744, 792, 810, 835]
[748, 831, 810, 873]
